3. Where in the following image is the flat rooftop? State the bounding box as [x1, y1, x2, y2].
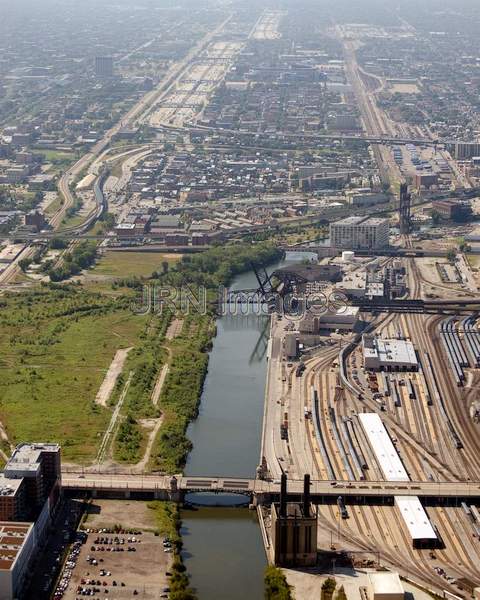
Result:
[0, 474, 23, 497]
[5, 443, 59, 476]
[332, 216, 365, 226]
[368, 571, 404, 596]
[358, 412, 409, 482]
[0, 522, 33, 572]
[362, 218, 388, 226]
[363, 337, 418, 367]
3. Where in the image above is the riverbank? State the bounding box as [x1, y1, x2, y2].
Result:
[147, 242, 284, 474]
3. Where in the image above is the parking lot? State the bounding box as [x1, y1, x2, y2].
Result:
[55, 500, 172, 600]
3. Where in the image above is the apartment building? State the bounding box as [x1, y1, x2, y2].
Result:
[330, 216, 389, 251]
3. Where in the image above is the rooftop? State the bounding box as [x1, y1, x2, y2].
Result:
[5, 443, 60, 476]
[0, 522, 33, 572]
[363, 337, 418, 367]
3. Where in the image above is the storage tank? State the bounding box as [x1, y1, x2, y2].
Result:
[342, 251, 355, 262]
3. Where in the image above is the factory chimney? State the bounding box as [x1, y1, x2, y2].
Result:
[303, 474, 311, 516]
[280, 473, 287, 518]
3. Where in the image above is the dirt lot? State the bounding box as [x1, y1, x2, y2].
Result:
[61, 501, 172, 600]
[85, 499, 157, 531]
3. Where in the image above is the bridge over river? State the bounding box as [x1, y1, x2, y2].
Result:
[61, 472, 480, 506]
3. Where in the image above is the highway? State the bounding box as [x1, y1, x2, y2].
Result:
[340, 34, 402, 186]
[0, 16, 234, 287]
[249, 10, 285, 40]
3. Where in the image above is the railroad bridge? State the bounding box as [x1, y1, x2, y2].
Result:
[62, 473, 480, 506]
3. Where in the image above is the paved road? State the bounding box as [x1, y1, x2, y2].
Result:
[61, 472, 480, 498]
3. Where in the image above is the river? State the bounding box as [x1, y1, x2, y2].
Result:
[181, 252, 317, 599]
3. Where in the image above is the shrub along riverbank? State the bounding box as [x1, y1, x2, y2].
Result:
[147, 241, 283, 473]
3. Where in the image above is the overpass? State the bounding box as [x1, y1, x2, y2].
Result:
[352, 297, 480, 315]
[61, 473, 480, 506]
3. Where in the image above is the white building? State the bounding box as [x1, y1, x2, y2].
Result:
[298, 306, 359, 333]
[0, 522, 35, 600]
[363, 336, 418, 371]
[368, 572, 405, 600]
[330, 216, 389, 251]
[358, 413, 439, 549]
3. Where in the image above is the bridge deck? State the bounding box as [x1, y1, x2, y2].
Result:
[61, 474, 480, 498]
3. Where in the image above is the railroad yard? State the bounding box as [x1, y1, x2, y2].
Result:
[260, 243, 480, 596]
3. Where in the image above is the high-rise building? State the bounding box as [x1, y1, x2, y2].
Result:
[0, 444, 62, 600]
[330, 216, 389, 251]
[399, 183, 411, 234]
[95, 56, 114, 78]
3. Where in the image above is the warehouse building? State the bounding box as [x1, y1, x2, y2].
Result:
[330, 216, 389, 251]
[362, 335, 418, 372]
[358, 413, 441, 549]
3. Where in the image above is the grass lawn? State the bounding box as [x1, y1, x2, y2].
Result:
[44, 195, 63, 217]
[58, 212, 88, 231]
[32, 149, 75, 163]
[467, 254, 480, 269]
[92, 251, 181, 279]
[0, 287, 148, 462]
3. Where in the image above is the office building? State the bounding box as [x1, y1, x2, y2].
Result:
[24, 210, 46, 233]
[95, 56, 114, 78]
[452, 142, 480, 160]
[330, 216, 389, 251]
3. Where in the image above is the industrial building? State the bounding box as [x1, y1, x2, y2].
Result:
[358, 413, 441, 549]
[431, 199, 472, 222]
[271, 475, 318, 567]
[298, 306, 359, 333]
[330, 216, 389, 251]
[362, 336, 418, 372]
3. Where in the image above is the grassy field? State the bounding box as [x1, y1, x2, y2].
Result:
[44, 195, 63, 217]
[149, 313, 215, 473]
[113, 315, 170, 463]
[92, 251, 181, 279]
[467, 254, 480, 269]
[0, 287, 148, 462]
[33, 149, 75, 163]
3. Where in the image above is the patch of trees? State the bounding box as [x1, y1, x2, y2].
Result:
[264, 566, 293, 600]
[156, 242, 283, 290]
[48, 241, 97, 281]
[114, 415, 142, 462]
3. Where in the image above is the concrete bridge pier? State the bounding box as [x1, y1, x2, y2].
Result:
[252, 492, 272, 507]
[167, 476, 185, 503]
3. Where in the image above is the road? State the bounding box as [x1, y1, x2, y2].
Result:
[60, 471, 480, 499]
[0, 16, 233, 287]
[249, 10, 286, 40]
[340, 33, 402, 186]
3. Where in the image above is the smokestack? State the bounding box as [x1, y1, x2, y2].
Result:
[280, 473, 287, 518]
[303, 474, 311, 516]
